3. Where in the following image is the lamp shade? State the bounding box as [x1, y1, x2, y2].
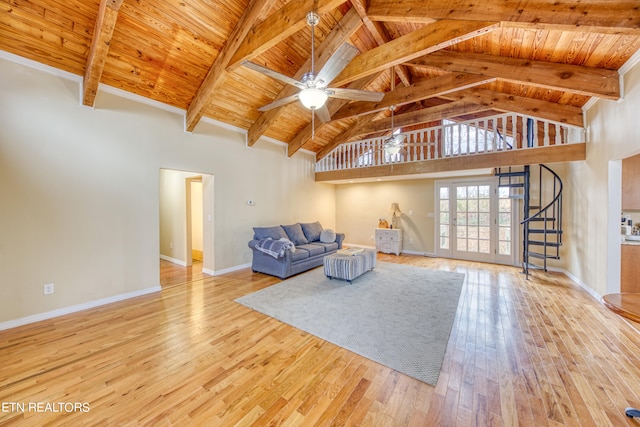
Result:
[299, 87, 328, 110]
[390, 203, 401, 214]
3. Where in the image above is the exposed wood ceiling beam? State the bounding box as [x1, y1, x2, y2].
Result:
[330, 20, 498, 87]
[329, 72, 584, 126]
[497, 21, 640, 36]
[287, 74, 381, 156]
[353, 100, 490, 135]
[440, 88, 584, 127]
[408, 50, 620, 100]
[227, 0, 346, 71]
[330, 73, 495, 121]
[82, 0, 124, 107]
[316, 100, 491, 159]
[247, 8, 363, 146]
[366, 0, 640, 32]
[348, 0, 411, 86]
[315, 143, 587, 181]
[185, 0, 277, 132]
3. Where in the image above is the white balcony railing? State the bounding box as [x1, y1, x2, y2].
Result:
[316, 114, 584, 173]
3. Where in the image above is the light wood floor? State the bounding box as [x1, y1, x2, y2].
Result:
[160, 259, 205, 288]
[2, 255, 640, 426]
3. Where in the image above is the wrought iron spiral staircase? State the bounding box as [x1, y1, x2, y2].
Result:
[496, 164, 563, 278]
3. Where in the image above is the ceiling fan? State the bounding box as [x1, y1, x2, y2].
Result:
[380, 103, 432, 157]
[242, 11, 384, 128]
[383, 104, 405, 155]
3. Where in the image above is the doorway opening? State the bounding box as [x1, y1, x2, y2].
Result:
[159, 169, 214, 285]
[186, 176, 203, 267]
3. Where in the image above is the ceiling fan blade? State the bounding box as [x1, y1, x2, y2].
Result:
[314, 105, 331, 123]
[314, 43, 359, 87]
[258, 94, 299, 112]
[242, 61, 304, 89]
[329, 87, 385, 102]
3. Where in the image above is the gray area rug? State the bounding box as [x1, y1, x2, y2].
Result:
[235, 261, 465, 385]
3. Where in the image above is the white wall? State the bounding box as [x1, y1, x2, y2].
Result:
[0, 57, 336, 324]
[336, 179, 439, 255]
[566, 59, 640, 297]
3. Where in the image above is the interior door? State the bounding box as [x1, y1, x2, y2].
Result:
[436, 178, 515, 265]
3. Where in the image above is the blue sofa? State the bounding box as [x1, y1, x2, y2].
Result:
[248, 221, 345, 279]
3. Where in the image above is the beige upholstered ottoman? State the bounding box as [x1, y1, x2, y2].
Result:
[323, 249, 376, 283]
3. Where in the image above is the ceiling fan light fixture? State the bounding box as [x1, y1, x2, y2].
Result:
[385, 145, 401, 155]
[299, 87, 328, 110]
[384, 137, 402, 155]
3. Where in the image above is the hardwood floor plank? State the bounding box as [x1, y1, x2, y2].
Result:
[332, 377, 371, 425]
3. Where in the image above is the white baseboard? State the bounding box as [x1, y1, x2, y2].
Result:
[160, 255, 250, 277]
[160, 254, 187, 266]
[402, 250, 437, 257]
[343, 243, 436, 258]
[550, 267, 602, 302]
[212, 263, 251, 276]
[0, 286, 162, 331]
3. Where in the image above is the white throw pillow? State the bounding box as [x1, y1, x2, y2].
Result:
[320, 229, 336, 243]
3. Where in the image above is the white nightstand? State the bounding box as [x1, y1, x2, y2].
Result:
[375, 228, 403, 255]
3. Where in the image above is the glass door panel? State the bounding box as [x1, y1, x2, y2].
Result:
[496, 186, 515, 264]
[453, 183, 493, 262]
[439, 186, 450, 251]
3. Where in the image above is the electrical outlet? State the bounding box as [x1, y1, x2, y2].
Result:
[170, 242, 173, 249]
[43, 283, 54, 295]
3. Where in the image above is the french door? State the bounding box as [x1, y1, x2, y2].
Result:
[436, 178, 516, 265]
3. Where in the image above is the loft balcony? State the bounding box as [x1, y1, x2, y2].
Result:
[315, 113, 586, 182]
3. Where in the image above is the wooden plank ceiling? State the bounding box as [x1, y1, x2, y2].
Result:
[1, 0, 639, 159]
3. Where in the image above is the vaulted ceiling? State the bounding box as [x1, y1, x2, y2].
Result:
[2, 0, 639, 159]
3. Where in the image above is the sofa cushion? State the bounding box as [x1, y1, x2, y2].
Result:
[296, 243, 325, 257]
[253, 226, 288, 241]
[281, 223, 309, 245]
[313, 241, 339, 252]
[320, 229, 336, 243]
[289, 248, 310, 262]
[301, 221, 323, 242]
